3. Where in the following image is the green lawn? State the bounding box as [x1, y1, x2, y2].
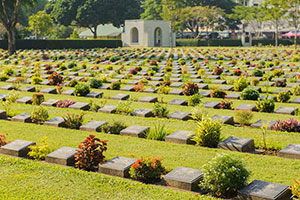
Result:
[1, 120, 300, 186]
[0, 155, 215, 200]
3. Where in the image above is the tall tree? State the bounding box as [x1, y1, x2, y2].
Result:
[141, 0, 163, 20]
[52, 0, 141, 39]
[28, 10, 54, 39]
[229, 5, 265, 38]
[260, 0, 287, 47]
[285, 0, 300, 49]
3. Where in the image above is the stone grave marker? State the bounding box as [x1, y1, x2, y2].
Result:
[16, 97, 32, 104]
[99, 156, 136, 178]
[44, 117, 66, 127]
[45, 147, 77, 166]
[279, 144, 300, 159]
[167, 112, 191, 121]
[199, 91, 211, 97]
[164, 167, 202, 191]
[86, 91, 103, 98]
[131, 109, 154, 117]
[41, 99, 59, 107]
[120, 86, 135, 91]
[69, 102, 90, 110]
[219, 136, 255, 152]
[251, 119, 277, 129]
[165, 131, 195, 145]
[212, 115, 234, 125]
[0, 139, 36, 157]
[41, 88, 57, 94]
[0, 110, 7, 119]
[235, 104, 257, 111]
[169, 89, 183, 95]
[20, 86, 35, 92]
[138, 96, 158, 103]
[203, 101, 220, 109]
[11, 113, 32, 123]
[62, 90, 74, 96]
[98, 105, 116, 114]
[80, 121, 107, 132]
[275, 107, 298, 115]
[168, 99, 187, 106]
[111, 94, 130, 100]
[238, 180, 292, 200]
[120, 125, 150, 138]
[226, 93, 240, 99]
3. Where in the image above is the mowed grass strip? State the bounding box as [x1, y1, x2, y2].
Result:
[0, 155, 214, 200]
[1, 120, 300, 186]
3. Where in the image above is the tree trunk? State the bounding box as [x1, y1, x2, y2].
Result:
[275, 23, 278, 48]
[93, 25, 97, 39]
[7, 28, 16, 55]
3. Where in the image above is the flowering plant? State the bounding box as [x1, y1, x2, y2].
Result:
[271, 119, 300, 133]
[290, 179, 300, 198]
[56, 99, 76, 108]
[129, 157, 165, 183]
[0, 133, 10, 147]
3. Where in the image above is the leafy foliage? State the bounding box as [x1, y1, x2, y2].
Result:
[31, 106, 49, 123]
[182, 82, 199, 96]
[240, 88, 260, 100]
[152, 103, 169, 118]
[75, 135, 107, 171]
[74, 83, 90, 96]
[28, 137, 52, 160]
[63, 113, 84, 129]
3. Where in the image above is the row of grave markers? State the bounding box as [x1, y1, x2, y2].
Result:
[0, 139, 293, 199]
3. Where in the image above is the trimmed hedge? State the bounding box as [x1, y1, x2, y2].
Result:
[0, 39, 122, 49]
[176, 39, 242, 47]
[252, 39, 295, 46]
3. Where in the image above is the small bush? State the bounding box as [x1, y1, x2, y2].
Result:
[256, 97, 275, 113]
[271, 119, 300, 133]
[250, 79, 260, 86]
[75, 135, 107, 171]
[89, 100, 106, 112]
[104, 121, 127, 134]
[290, 178, 300, 198]
[66, 79, 78, 87]
[110, 81, 121, 90]
[32, 93, 44, 105]
[157, 85, 170, 94]
[129, 157, 165, 183]
[200, 154, 250, 197]
[211, 89, 227, 98]
[48, 71, 63, 86]
[218, 100, 233, 110]
[147, 120, 169, 141]
[253, 70, 264, 77]
[240, 88, 260, 100]
[275, 79, 286, 87]
[277, 91, 291, 103]
[32, 76, 43, 85]
[233, 77, 248, 92]
[192, 117, 222, 148]
[182, 82, 199, 96]
[188, 94, 202, 106]
[0, 133, 10, 147]
[152, 103, 169, 118]
[191, 105, 208, 121]
[292, 86, 300, 96]
[28, 137, 52, 160]
[89, 78, 103, 89]
[115, 100, 134, 115]
[74, 83, 90, 96]
[133, 83, 145, 92]
[31, 106, 49, 123]
[234, 110, 253, 126]
[63, 113, 84, 129]
[56, 99, 76, 108]
[0, 74, 9, 81]
[213, 66, 223, 75]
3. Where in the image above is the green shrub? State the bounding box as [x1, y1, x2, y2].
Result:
[104, 121, 127, 134]
[188, 94, 202, 106]
[182, 82, 199, 96]
[129, 157, 165, 183]
[32, 93, 44, 105]
[74, 83, 90, 97]
[28, 137, 52, 160]
[146, 120, 169, 141]
[48, 71, 63, 86]
[89, 100, 106, 112]
[200, 154, 250, 197]
[256, 97, 275, 113]
[253, 70, 263, 77]
[192, 117, 222, 148]
[240, 88, 260, 100]
[63, 113, 84, 129]
[292, 86, 300, 96]
[32, 76, 43, 85]
[191, 105, 207, 121]
[3, 66, 14, 76]
[211, 89, 227, 98]
[89, 78, 103, 89]
[110, 81, 121, 90]
[115, 100, 134, 115]
[277, 91, 291, 103]
[152, 103, 169, 118]
[233, 77, 248, 92]
[250, 79, 260, 86]
[234, 110, 253, 126]
[178, 58, 186, 65]
[0, 74, 9, 81]
[31, 106, 49, 123]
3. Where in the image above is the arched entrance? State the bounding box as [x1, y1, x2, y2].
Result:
[154, 27, 162, 46]
[131, 27, 139, 44]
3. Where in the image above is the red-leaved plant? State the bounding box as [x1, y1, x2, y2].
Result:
[271, 119, 300, 133]
[0, 133, 10, 147]
[75, 135, 108, 171]
[56, 99, 76, 108]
